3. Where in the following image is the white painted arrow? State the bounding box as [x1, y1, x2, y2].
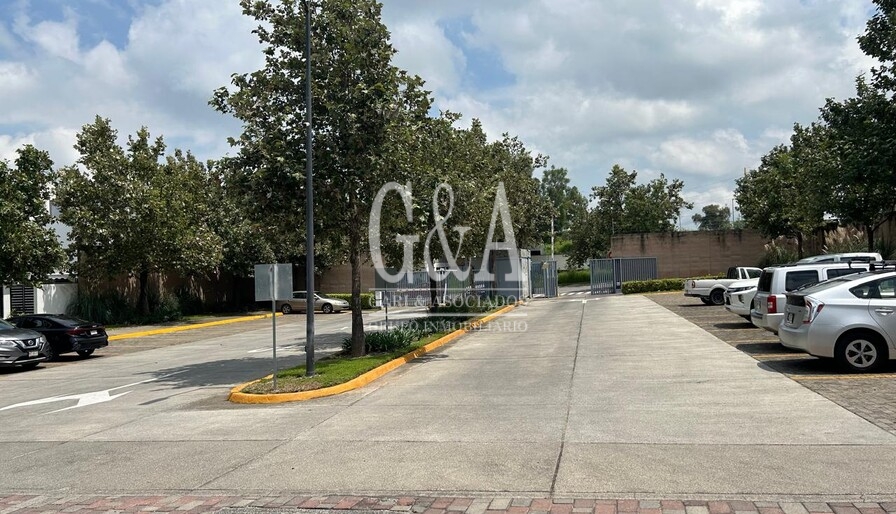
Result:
[0, 374, 179, 414]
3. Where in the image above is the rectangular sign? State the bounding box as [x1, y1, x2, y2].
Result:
[254, 263, 294, 302]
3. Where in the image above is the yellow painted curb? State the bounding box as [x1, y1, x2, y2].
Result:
[108, 313, 281, 341]
[228, 303, 520, 404]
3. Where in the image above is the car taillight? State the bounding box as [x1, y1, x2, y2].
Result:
[67, 329, 87, 336]
[767, 295, 777, 314]
[804, 300, 825, 324]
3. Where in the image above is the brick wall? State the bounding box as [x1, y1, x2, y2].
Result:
[610, 229, 768, 279]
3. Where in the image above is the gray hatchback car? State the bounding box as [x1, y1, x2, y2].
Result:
[0, 319, 49, 369]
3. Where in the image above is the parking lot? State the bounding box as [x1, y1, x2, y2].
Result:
[649, 291, 896, 435]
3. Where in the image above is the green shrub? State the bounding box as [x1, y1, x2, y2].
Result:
[558, 269, 590, 285]
[622, 278, 686, 294]
[875, 238, 896, 260]
[175, 287, 204, 316]
[433, 295, 509, 313]
[149, 293, 182, 323]
[327, 293, 377, 309]
[69, 291, 136, 325]
[342, 327, 421, 354]
[758, 238, 799, 267]
[70, 290, 184, 325]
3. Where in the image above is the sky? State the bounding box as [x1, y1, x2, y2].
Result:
[0, 0, 878, 229]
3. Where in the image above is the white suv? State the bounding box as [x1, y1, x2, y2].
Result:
[751, 262, 871, 334]
[796, 252, 883, 264]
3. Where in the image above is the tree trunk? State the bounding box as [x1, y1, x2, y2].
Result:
[429, 275, 438, 308]
[349, 239, 365, 357]
[796, 233, 803, 259]
[138, 269, 150, 315]
[868, 224, 876, 253]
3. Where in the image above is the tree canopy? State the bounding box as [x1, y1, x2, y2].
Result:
[56, 116, 223, 314]
[692, 204, 731, 231]
[0, 146, 65, 286]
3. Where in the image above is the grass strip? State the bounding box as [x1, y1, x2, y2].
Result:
[241, 332, 448, 394]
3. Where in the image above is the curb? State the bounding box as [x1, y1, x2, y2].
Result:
[108, 313, 281, 341]
[228, 303, 519, 404]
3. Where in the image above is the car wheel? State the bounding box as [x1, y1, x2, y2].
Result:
[700, 297, 713, 305]
[281, 304, 292, 315]
[44, 344, 57, 362]
[709, 289, 725, 306]
[322, 303, 333, 314]
[835, 331, 886, 372]
[76, 349, 94, 358]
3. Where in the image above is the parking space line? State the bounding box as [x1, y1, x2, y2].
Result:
[788, 374, 896, 380]
[750, 353, 812, 359]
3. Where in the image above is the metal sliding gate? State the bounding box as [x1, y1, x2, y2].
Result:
[589, 257, 657, 295]
[530, 260, 559, 298]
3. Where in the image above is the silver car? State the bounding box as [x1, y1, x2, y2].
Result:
[276, 291, 350, 314]
[779, 270, 896, 372]
[0, 319, 50, 369]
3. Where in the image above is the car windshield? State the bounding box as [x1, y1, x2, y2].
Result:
[795, 272, 873, 295]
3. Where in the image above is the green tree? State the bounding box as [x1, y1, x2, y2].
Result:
[56, 117, 223, 314]
[539, 166, 588, 237]
[734, 138, 826, 257]
[567, 164, 691, 267]
[692, 204, 731, 231]
[818, 78, 896, 250]
[858, 0, 896, 93]
[0, 146, 65, 286]
[213, 0, 431, 356]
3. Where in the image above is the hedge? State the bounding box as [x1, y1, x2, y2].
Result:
[621, 278, 686, 294]
[558, 269, 590, 285]
[326, 293, 377, 309]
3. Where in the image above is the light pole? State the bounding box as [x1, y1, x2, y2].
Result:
[303, 0, 315, 377]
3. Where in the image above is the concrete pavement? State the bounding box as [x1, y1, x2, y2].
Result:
[0, 295, 895, 503]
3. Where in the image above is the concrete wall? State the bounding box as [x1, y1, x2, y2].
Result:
[313, 263, 377, 294]
[36, 283, 77, 314]
[611, 229, 768, 279]
[1, 286, 8, 318]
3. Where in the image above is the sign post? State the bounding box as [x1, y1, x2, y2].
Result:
[270, 264, 278, 390]
[254, 263, 293, 391]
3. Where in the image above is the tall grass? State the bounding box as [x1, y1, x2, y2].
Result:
[70, 291, 184, 325]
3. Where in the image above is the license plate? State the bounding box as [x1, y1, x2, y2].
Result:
[27, 351, 38, 358]
[786, 312, 794, 325]
[90, 330, 98, 335]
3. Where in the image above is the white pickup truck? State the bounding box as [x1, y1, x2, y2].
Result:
[684, 266, 763, 305]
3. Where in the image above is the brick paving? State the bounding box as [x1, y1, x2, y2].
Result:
[648, 293, 896, 436]
[1, 496, 896, 514]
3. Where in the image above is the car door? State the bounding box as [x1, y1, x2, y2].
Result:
[291, 291, 308, 312]
[867, 276, 896, 350]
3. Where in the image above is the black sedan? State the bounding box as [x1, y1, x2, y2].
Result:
[6, 314, 108, 360]
[0, 319, 49, 369]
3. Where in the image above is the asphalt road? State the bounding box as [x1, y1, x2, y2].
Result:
[1, 295, 895, 501]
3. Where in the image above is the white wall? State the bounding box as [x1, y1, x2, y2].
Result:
[1, 286, 9, 318]
[36, 283, 77, 314]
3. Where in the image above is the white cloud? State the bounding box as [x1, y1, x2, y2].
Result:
[14, 16, 80, 61]
[650, 129, 752, 177]
[390, 19, 466, 94]
[0, 0, 879, 217]
[0, 127, 80, 166]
